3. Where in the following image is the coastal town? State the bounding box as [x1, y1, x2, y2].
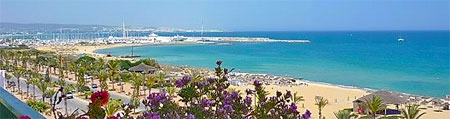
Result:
[0, 23, 449, 119]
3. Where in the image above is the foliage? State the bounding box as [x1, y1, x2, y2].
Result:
[116, 60, 133, 70]
[334, 110, 358, 119]
[315, 96, 329, 119]
[26, 100, 50, 113]
[365, 95, 386, 119]
[105, 98, 123, 116]
[133, 58, 160, 69]
[401, 104, 426, 119]
[76, 56, 96, 65]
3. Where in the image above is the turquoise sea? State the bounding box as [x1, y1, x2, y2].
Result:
[96, 31, 450, 98]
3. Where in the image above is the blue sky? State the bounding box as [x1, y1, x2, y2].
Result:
[0, 0, 449, 31]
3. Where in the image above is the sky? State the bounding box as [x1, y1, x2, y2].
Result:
[0, 0, 449, 31]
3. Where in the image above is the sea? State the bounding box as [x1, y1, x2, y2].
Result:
[96, 31, 450, 98]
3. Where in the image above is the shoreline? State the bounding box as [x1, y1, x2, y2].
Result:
[32, 42, 449, 118]
[36, 42, 442, 99]
[90, 43, 447, 99]
[86, 41, 430, 99]
[34, 42, 374, 93]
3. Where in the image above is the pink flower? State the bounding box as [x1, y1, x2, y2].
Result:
[18, 115, 31, 119]
[107, 116, 118, 119]
[91, 91, 109, 106]
[76, 116, 89, 119]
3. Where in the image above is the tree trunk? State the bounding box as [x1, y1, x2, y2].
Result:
[17, 77, 20, 94]
[26, 85, 29, 98]
[33, 85, 36, 99]
[120, 81, 123, 92]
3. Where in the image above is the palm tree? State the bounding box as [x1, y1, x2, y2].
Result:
[119, 72, 130, 93]
[107, 60, 120, 91]
[13, 67, 24, 94]
[77, 67, 87, 93]
[292, 92, 305, 103]
[315, 96, 329, 119]
[365, 95, 386, 119]
[92, 58, 105, 85]
[156, 72, 166, 92]
[334, 110, 358, 119]
[131, 72, 143, 97]
[99, 71, 109, 91]
[145, 75, 155, 95]
[31, 74, 43, 99]
[25, 70, 33, 98]
[37, 81, 49, 102]
[401, 104, 425, 119]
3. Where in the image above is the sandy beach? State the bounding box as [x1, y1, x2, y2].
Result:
[33, 43, 450, 119]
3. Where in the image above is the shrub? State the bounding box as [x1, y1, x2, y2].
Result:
[26, 100, 50, 113]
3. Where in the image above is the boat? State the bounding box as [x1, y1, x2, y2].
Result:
[172, 34, 187, 41]
[398, 38, 405, 42]
[149, 33, 158, 37]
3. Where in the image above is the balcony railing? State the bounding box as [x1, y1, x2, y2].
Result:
[0, 87, 45, 119]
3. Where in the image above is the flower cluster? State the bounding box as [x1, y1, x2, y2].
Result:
[90, 91, 109, 106]
[69, 61, 312, 119]
[175, 76, 192, 87]
[143, 92, 170, 109]
[137, 112, 160, 119]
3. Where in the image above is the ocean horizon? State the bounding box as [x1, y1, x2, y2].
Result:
[96, 31, 450, 98]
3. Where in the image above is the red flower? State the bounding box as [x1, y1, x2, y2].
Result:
[18, 115, 31, 119]
[90, 91, 109, 106]
[107, 116, 118, 119]
[76, 116, 89, 119]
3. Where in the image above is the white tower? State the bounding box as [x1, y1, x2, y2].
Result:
[122, 21, 126, 38]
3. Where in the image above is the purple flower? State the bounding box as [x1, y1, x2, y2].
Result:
[207, 78, 216, 83]
[231, 91, 239, 99]
[219, 108, 226, 114]
[197, 80, 210, 87]
[290, 103, 297, 111]
[175, 76, 192, 88]
[253, 80, 262, 87]
[140, 112, 160, 119]
[145, 93, 170, 109]
[175, 79, 184, 87]
[302, 109, 312, 119]
[244, 96, 252, 105]
[186, 114, 195, 119]
[182, 76, 192, 82]
[202, 98, 211, 107]
[223, 104, 235, 112]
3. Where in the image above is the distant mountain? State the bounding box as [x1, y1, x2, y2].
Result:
[0, 22, 221, 34]
[0, 23, 115, 32]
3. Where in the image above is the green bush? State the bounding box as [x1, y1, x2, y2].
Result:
[26, 100, 50, 113]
